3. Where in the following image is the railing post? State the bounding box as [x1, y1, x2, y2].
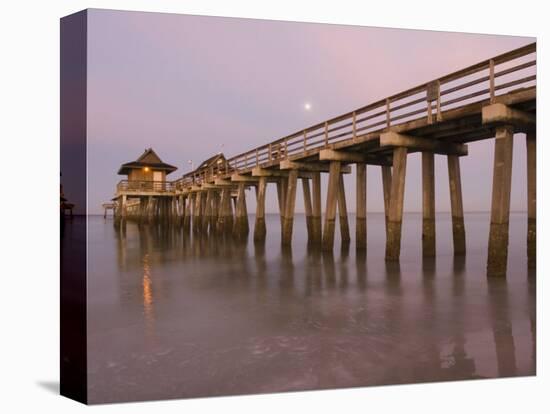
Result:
[303, 130, 307, 152]
[352, 111, 357, 141]
[269, 143, 272, 162]
[324, 121, 329, 147]
[489, 59, 495, 103]
[426, 81, 439, 125]
[256, 148, 259, 167]
[285, 137, 288, 159]
[436, 80, 442, 122]
[385, 98, 391, 128]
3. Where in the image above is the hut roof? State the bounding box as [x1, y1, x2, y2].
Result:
[118, 148, 177, 175]
[197, 153, 226, 170]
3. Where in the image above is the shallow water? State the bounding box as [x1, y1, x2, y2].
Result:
[83, 212, 535, 403]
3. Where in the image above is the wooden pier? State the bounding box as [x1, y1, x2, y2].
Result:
[111, 43, 536, 276]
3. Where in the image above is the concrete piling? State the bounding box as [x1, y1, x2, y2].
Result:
[254, 177, 267, 242]
[448, 155, 466, 255]
[487, 125, 514, 276]
[356, 163, 367, 250]
[385, 147, 407, 261]
[422, 152, 436, 257]
[322, 161, 341, 251]
[302, 177, 314, 242]
[282, 170, 298, 246]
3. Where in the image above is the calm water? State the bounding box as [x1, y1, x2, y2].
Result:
[84, 212, 535, 403]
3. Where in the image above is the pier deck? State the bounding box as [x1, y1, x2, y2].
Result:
[112, 43, 536, 276]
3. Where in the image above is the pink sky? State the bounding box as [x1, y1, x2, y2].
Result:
[84, 9, 533, 215]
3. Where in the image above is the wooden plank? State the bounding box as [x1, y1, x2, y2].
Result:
[482, 103, 536, 129]
[280, 159, 352, 173]
[230, 174, 260, 182]
[380, 132, 468, 156]
[319, 149, 392, 165]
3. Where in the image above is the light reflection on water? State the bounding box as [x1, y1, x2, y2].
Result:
[85, 213, 535, 403]
[141, 254, 154, 337]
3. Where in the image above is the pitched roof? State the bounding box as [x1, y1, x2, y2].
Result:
[197, 153, 226, 170]
[118, 148, 178, 175]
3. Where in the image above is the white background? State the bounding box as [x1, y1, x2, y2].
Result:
[0, 0, 547, 412]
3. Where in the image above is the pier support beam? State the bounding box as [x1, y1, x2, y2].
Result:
[211, 191, 220, 232]
[121, 195, 127, 220]
[448, 155, 466, 255]
[356, 163, 367, 250]
[322, 161, 341, 250]
[526, 131, 536, 269]
[422, 152, 436, 256]
[178, 195, 184, 227]
[147, 196, 154, 223]
[234, 183, 249, 239]
[381, 165, 392, 234]
[276, 177, 287, 233]
[312, 172, 322, 244]
[302, 178, 314, 242]
[200, 191, 207, 231]
[385, 147, 407, 261]
[193, 192, 202, 233]
[487, 125, 514, 276]
[254, 177, 267, 242]
[217, 188, 233, 235]
[338, 174, 351, 244]
[183, 195, 192, 231]
[204, 190, 213, 233]
[282, 169, 298, 246]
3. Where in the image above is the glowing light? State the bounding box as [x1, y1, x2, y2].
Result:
[304, 102, 312, 111]
[144, 167, 150, 172]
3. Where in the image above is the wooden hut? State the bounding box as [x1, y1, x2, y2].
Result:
[196, 153, 227, 177]
[118, 148, 177, 189]
[114, 148, 178, 223]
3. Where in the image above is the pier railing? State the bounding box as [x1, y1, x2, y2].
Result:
[117, 180, 175, 193]
[174, 42, 535, 188]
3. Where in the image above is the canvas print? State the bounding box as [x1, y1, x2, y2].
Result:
[60, 8, 536, 404]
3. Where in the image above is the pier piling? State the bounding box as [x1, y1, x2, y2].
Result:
[107, 44, 536, 275]
[282, 169, 298, 246]
[312, 172, 322, 244]
[322, 161, 341, 251]
[254, 177, 267, 242]
[385, 147, 407, 261]
[422, 152, 436, 257]
[487, 125, 514, 276]
[356, 163, 367, 250]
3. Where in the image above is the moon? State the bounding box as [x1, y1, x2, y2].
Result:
[304, 102, 312, 111]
